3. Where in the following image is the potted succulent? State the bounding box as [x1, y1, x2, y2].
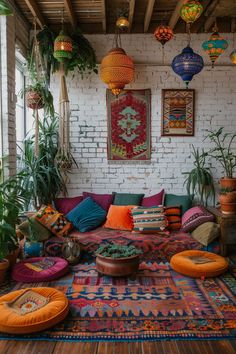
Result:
[183, 145, 215, 206]
[206, 128, 236, 213]
[96, 244, 142, 277]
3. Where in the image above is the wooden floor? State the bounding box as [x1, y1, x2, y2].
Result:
[0, 340, 235, 354]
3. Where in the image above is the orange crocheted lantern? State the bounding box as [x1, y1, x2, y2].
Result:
[100, 47, 134, 96]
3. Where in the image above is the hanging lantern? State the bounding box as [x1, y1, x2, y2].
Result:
[0, 0, 13, 15]
[53, 30, 73, 62]
[154, 25, 174, 47]
[202, 30, 228, 68]
[100, 47, 134, 96]
[180, 0, 203, 24]
[172, 45, 204, 88]
[116, 16, 129, 30]
[230, 50, 236, 64]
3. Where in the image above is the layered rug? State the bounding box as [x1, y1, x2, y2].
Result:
[0, 229, 235, 341]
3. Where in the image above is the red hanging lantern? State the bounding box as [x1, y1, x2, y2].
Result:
[154, 25, 174, 47]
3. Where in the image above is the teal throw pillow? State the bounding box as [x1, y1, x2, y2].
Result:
[66, 197, 107, 232]
[164, 194, 193, 214]
[113, 193, 144, 206]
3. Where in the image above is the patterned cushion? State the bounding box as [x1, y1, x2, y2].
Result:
[191, 222, 220, 246]
[131, 206, 167, 233]
[141, 189, 164, 207]
[83, 192, 114, 211]
[113, 193, 144, 206]
[181, 206, 215, 232]
[165, 206, 182, 230]
[17, 216, 52, 241]
[36, 205, 73, 237]
[104, 205, 135, 231]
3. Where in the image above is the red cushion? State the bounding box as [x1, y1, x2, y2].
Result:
[54, 196, 83, 214]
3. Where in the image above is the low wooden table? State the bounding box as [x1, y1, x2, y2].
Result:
[207, 207, 236, 256]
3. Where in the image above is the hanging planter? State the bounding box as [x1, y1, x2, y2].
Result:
[25, 87, 44, 110]
[202, 28, 228, 68]
[154, 25, 174, 47]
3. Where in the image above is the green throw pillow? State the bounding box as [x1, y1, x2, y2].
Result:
[164, 194, 193, 214]
[113, 193, 144, 206]
[17, 216, 52, 241]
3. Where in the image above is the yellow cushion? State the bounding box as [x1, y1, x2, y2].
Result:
[0, 287, 69, 334]
[191, 222, 220, 246]
[170, 250, 228, 278]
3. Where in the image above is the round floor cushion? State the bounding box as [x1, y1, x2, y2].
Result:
[170, 250, 228, 278]
[0, 287, 69, 334]
[12, 257, 69, 282]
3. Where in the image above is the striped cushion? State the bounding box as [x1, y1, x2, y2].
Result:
[165, 206, 182, 230]
[131, 206, 167, 233]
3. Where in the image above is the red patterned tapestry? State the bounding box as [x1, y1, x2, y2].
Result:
[107, 90, 151, 160]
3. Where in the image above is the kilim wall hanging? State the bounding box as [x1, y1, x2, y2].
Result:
[107, 89, 151, 160]
[161, 89, 195, 136]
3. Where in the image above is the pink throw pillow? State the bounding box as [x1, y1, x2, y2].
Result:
[181, 206, 215, 232]
[83, 192, 114, 211]
[54, 196, 83, 215]
[141, 189, 164, 207]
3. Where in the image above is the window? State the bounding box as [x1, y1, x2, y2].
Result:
[15, 58, 26, 153]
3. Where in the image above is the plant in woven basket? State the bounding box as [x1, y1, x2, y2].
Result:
[96, 244, 142, 259]
[23, 82, 54, 116]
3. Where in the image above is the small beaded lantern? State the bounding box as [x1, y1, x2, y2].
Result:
[154, 25, 174, 47]
[53, 30, 73, 62]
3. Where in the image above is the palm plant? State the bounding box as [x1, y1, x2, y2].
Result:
[183, 145, 215, 206]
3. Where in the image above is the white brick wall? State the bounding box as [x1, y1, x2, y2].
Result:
[50, 33, 236, 197]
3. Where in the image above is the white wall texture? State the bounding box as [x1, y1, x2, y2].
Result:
[50, 33, 236, 198]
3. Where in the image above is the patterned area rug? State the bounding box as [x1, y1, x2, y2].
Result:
[0, 254, 235, 341]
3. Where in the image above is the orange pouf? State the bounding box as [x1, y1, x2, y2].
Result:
[0, 287, 69, 334]
[170, 250, 228, 278]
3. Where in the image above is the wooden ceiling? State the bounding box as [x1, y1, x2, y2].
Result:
[15, 0, 236, 33]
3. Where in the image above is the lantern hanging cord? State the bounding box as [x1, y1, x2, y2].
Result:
[187, 23, 191, 46]
[113, 26, 122, 48]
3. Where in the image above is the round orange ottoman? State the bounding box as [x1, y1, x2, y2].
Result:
[170, 250, 228, 278]
[0, 287, 69, 334]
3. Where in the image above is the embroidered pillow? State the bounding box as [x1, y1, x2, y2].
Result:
[66, 197, 107, 232]
[165, 206, 182, 230]
[54, 196, 83, 215]
[36, 205, 73, 237]
[104, 205, 135, 231]
[191, 222, 220, 246]
[141, 189, 165, 207]
[181, 206, 215, 232]
[113, 193, 144, 206]
[83, 192, 114, 211]
[131, 206, 167, 233]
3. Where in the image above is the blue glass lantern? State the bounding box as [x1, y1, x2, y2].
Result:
[171, 45, 204, 88]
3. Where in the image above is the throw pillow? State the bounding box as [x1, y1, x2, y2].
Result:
[164, 206, 182, 230]
[66, 197, 107, 232]
[36, 205, 73, 237]
[83, 192, 114, 211]
[54, 196, 83, 215]
[191, 222, 220, 246]
[181, 206, 215, 232]
[113, 193, 144, 206]
[141, 189, 164, 207]
[104, 205, 135, 231]
[131, 206, 167, 233]
[164, 194, 193, 214]
[17, 216, 52, 241]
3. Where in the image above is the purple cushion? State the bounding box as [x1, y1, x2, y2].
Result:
[181, 206, 215, 232]
[12, 257, 69, 283]
[54, 196, 83, 215]
[83, 192, 114, 211]
[141, 189, 165, 207]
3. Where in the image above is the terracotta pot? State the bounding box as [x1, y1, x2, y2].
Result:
[96, 254, 140, 277]
[25, 90, 44, 110]
[220, 177, 236, 190]
[0, 259, 9, 283]
[6, 247, 20, 268]
[220, 202, 236, 215]
[219, 192, 236, 204]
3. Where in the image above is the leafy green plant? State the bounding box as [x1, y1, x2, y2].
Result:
[205, 127, 236, 178]
[18, 114, 66, 210]
[0, 172, 30, 260]
[220, 187, 235, 195]
[183, 145, 215, 206]
[22, 82, 54, 116]
[96, 244, 142, 259]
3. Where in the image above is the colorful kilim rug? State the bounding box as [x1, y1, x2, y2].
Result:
[0, 254, 235, 341]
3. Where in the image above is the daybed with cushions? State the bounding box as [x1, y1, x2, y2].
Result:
[17, 190, 221, 262]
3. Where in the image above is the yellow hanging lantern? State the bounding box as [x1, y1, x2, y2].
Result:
[116, 16, 130, 30]
[100, 47, 134, 96]
[230, 50, 236, 64]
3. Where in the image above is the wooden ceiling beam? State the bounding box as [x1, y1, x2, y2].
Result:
[101, 0, 106, 33]
[24, 0, 45, 29]
[128, 0, 135, 33]
[64, 0, 77, 30]
[204, 0, 220, 32]
[231, 18, 236, 33]
[144, 0, 155, 33]
[168, 0, 185, 30]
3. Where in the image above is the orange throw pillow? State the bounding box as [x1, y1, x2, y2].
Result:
[104, 205, 135, 231]
[165, 206, 182, 230]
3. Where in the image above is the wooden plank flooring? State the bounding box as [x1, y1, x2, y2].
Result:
[0, 340, 235, 354]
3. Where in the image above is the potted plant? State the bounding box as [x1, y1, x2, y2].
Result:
[96, 244, 142, 277]
[24, 82, 54, 116]
[183, 145, 215, 206]
[219, 187, 236, 214]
